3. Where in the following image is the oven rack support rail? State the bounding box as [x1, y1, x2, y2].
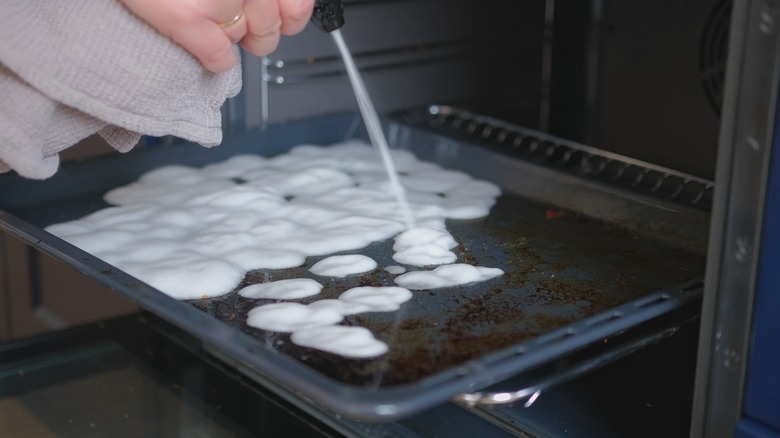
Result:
[407, 105, 714, 210]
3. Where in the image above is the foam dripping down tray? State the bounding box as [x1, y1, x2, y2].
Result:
[0, 109, 708, 421]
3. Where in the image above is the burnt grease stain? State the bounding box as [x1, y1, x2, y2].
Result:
[186, 193, 705, 388]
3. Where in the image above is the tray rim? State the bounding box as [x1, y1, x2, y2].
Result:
[0, 111, 706, 420]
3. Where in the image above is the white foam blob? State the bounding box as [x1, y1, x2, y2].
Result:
[238, 279, 323, 300]
[44, 140, 511, 358]
[402, 169, 472, 193]
[220, 248, 306, 271]
[246, 302, 343, 332]
[338, 286, 413, 312]
[394, 264, 504, 290]
[309, 254, 378, 277]
[105, 172, 233, 206]
[440, 180, 501, 219]
[393, 226, 457, 251]
[446, 180, 502, 198]
[55, 229, 141, 254]
[290, 325, 388, 358]
[384, 265, 407, 274]
[45, 140, 503, 307]
[201, 154, 268, 179]
[392, 226, 458, 266]
[441, 197, 498, 220]
[393, 243, 457, 267]
[308, 299, 372, 315]
[127, 257, 245, 300]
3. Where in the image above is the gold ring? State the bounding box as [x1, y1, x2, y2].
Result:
[219, 11, 243, 28]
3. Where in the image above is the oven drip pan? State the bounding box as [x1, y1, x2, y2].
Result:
[0, 106, 708, 420]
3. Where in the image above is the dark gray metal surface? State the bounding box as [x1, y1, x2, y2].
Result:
[691, 0, 780, 435]
[413, 105, 715, 211]
[0, 111, 706, 420]
[552, 0, 724, 180]
[190, 191, 702, 388]
[463, 319, 701, 438]
[241, 0, 545, 130]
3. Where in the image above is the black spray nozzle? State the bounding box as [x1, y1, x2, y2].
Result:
[311, 0, 345, 32]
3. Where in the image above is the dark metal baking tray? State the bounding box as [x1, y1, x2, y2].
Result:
[0, 108, 708, 420]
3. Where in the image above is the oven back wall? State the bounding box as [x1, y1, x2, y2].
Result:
[549, 0, 726, 180]
[234, 0, 547, 132]
[234, 0, 725, 180]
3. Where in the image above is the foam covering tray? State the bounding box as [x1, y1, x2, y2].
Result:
[0, 112, 707, 420]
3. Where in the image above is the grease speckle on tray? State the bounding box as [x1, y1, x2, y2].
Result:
[45, 140, 504, 358]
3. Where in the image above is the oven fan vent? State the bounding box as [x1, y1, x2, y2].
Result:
[415, 106, 714, 210]
[700, 0, 731, 116]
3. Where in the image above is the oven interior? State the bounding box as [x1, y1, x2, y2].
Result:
[0, 0, 735, 436]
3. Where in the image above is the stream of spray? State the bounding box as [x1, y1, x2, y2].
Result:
[331, 29, 416, 230]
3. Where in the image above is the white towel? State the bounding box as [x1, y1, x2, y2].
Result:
[0, 0, 242, 179]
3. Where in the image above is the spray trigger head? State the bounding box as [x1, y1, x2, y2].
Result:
[311, 0, 345, 32]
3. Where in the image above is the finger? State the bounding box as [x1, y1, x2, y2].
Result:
[219, 12, 249, 43]
[278, 0, 315, 35]
[240, 0, 283, 57]
[206, 0, 246, 24]
[120, 0, 240, 73]
[193, 0, 248, 44]
[170, 19, 238, 73]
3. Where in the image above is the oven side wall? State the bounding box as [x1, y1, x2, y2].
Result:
[692, 0, 780, 435]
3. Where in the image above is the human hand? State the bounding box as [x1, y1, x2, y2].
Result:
[120, 0, 315, 73]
